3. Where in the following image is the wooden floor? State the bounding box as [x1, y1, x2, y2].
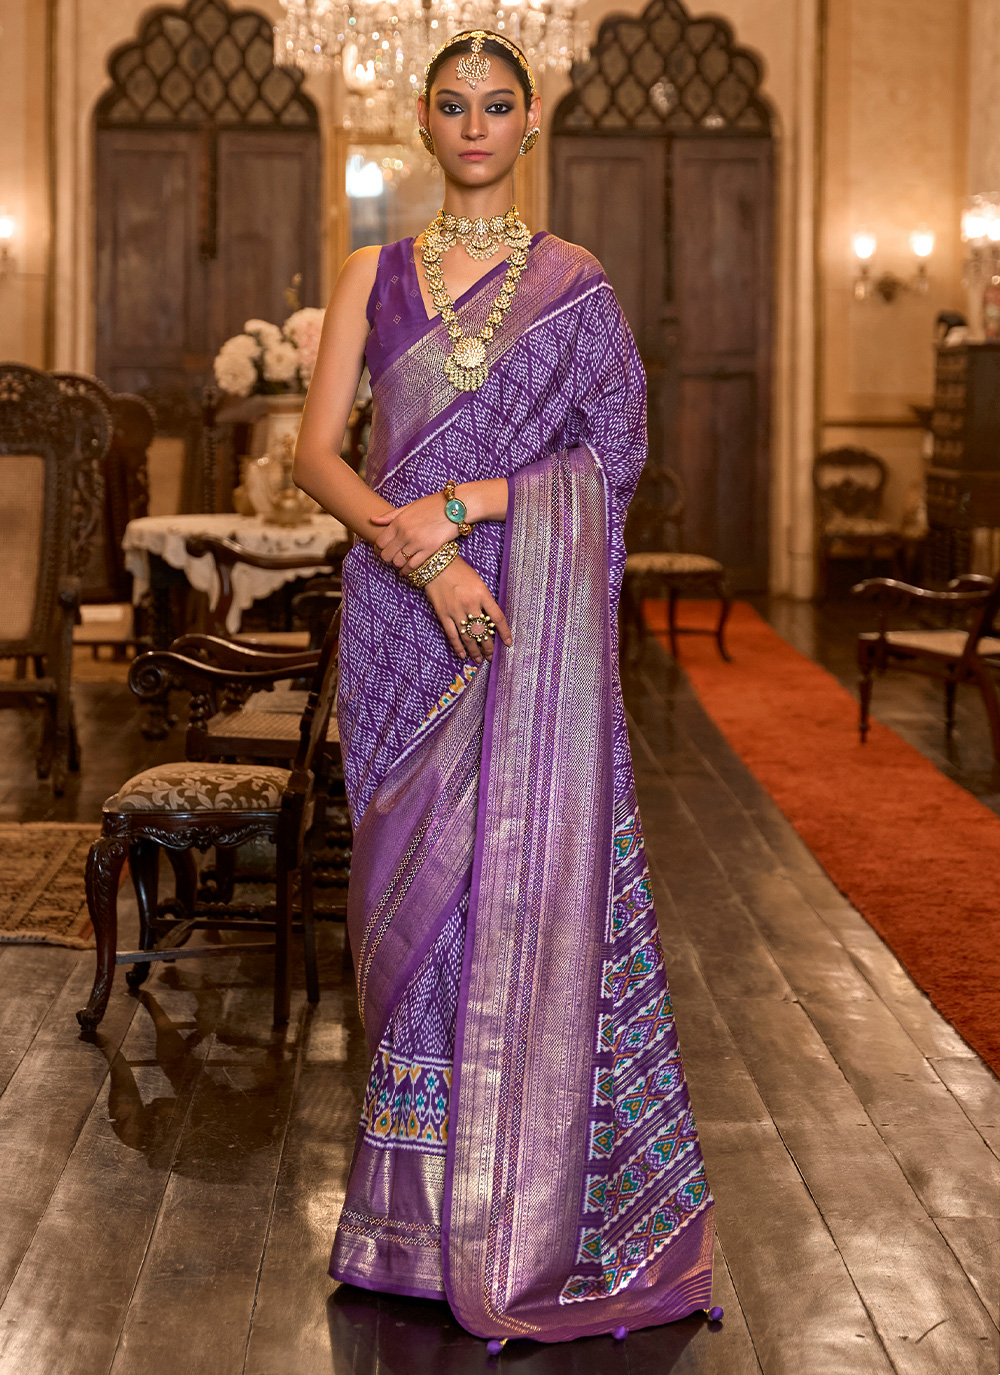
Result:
[0, 604, 998, 1373]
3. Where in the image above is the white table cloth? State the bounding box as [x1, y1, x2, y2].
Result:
[123, 513, 349, 634]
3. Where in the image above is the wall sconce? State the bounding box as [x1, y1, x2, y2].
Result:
[0, 210, 14, 279]
[852, 225, 934, 303]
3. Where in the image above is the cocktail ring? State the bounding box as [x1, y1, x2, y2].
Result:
[460, 612, 496, 645]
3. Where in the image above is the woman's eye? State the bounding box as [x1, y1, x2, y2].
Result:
[439, 103, 463, 115]
[487, 103, 513, 114]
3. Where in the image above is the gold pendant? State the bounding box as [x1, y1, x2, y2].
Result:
[444, 335, 488, 392]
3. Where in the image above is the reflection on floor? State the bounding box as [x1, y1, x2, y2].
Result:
[0, 602, 997, 1374]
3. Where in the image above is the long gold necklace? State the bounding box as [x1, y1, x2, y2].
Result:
[420, 206, 531, 393]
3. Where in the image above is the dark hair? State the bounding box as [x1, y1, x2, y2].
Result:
[424, 33, 534, 108]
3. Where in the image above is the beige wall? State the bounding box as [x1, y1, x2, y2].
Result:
[0, 0, 50, 366]
[821, 0, 969, 526]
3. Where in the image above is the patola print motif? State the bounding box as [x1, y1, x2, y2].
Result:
[330, 232, 715, 1341]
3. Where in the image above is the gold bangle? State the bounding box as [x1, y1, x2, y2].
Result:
[406, 540, 459, 588]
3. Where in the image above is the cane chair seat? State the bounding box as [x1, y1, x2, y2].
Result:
[882, 630, 1000, 659]
[109, 761, 290, 812]
[625, 551, 725, 576]
[621, 469, 732, 663]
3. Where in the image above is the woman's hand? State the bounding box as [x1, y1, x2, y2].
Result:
[423, 557, 513, 664]
[370, 494, 453, 573]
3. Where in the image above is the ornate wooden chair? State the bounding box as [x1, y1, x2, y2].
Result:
[0, 364, 111, 790]
[620, 467, 732, 662]
[853, 571, 1000, 757]
[183, 534, 348, 648]
[54, 372, 155, 655]
[814, 447, 921, 599]
[76, 608, 342, 1032]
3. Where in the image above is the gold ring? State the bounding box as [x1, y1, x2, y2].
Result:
[460, 613, 496, 645]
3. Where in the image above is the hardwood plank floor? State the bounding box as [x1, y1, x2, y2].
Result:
[0, 609, 998, 1373]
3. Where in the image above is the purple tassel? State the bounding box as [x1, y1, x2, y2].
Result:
[708, 1306, 724, 1322]
[612, 1325, 628, 1341]
[486, 1339, 505, 1356]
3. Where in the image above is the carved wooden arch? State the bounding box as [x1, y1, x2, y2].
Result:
[553, 0, 772, 136]
[95, 0, 318, 130]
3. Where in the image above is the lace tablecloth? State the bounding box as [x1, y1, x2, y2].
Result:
[123, 513, 349, 634]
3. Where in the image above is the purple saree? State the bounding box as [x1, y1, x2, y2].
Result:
[330, 232, 715, 1342]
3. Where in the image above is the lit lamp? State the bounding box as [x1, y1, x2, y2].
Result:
[852, 225, 935, 303]
[909, 225, 935, 293]
[852, 230, 877, 301]
[0, 210, 14, 279]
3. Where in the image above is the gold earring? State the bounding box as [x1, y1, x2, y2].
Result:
[418, 126, 435, 155]
[519, 127, 539, 157]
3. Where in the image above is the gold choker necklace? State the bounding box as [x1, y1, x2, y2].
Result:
[433, 207, 531, 262]
[421, 207, 531, 393]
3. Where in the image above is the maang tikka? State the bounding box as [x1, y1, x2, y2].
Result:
[455, 32, 491, 89]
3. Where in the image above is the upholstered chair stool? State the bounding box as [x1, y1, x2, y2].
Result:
[622, 552, 733, 663]
[78, 610, 341, 1032]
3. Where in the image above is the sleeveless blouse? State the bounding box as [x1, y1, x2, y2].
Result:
[363, 234, 547, 380]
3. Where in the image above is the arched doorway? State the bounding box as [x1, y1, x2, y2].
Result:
[551, 0, 774, 589]
[94, 0, 320, 436]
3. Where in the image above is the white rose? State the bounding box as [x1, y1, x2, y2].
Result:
[244, 318, 282, 348]
[219, 332, 260, 360]
[262, 339, 300, 385]
[283, 307, 324, 346]
[213, 350, 257, 397]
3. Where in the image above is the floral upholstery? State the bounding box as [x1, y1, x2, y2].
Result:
[107, 762, 290, 813]
[625, 552, 724, 576]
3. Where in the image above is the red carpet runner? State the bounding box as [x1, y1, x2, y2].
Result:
[645, 598, 1000, 1074]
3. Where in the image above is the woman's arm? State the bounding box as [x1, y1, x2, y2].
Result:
[293, 251, 507, 561]
[292, 247, 394, 538]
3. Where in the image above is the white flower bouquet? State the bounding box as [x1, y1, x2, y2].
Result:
[213, 308, 326, 398]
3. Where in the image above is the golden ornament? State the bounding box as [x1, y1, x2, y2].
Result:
[420, 206, 531, 394]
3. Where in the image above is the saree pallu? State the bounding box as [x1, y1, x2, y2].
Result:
[331, 233, 715, 1342]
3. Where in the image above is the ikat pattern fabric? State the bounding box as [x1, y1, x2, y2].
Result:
[337, 239, 645, 825]
[559, 804, 713, 1304]
[359, 899, 465, 1155]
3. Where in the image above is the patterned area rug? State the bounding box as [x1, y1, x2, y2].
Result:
[0, 824, 97, 947]
[645, 598, 1000, 1074]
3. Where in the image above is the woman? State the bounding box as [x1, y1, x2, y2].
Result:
[294, 29, 717, 1347]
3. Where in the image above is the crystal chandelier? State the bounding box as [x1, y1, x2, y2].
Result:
[275, 0, 589, 135]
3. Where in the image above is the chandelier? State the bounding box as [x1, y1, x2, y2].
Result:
[274, 1, 589, 136]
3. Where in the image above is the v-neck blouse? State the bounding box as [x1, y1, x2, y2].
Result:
[363, 233, 547, 381]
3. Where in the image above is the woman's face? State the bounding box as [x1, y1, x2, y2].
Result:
[418, 55, 541, 189]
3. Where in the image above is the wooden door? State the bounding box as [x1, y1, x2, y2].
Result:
[96, 129, 320, 397]
[550, 137, 678, 550]
[215, 131, 320, 344]
[95, 130, 209, 399]
[672, 138, 773, 589]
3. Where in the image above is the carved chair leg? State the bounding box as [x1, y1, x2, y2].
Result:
[126, 838, 159, 991]
[301, 846, 320, 1006]
[970, 662, 1000, 761]
[78, 835, 128, 1031]
[715, 581, 733, 662]
[858, 653, 875, 744]
[273, 859, 293, 1026]
[944, 679, 957, 735]
[165, 847, 198, 916]
[667, 586, 680, 660]
[35, 701, 55, 780]
[199, 845, 236, 903]
[620, 576, 642, 664]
